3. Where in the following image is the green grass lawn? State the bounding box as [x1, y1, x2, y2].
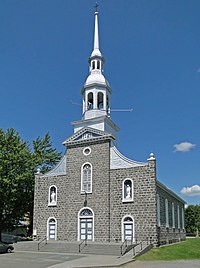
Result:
[137, 238, 200, 261]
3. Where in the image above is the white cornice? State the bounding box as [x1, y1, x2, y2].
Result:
[72, 115, 120, 132]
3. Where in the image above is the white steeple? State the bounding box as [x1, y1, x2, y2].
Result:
[72, 8, 119, 138]
[81, 9, 111, 120]
[91, 11, 101, 58]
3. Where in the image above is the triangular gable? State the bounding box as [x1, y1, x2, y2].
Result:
[63, 127, 115, 146]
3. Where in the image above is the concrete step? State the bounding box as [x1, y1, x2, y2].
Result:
[14, 241, 122, 256]
[41, 241, 79, 254]
[14, 240, 153, 257]
[79, 242, 121, 256]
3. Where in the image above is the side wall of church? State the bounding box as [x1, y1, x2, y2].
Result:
[157, 185, 186, 245]
[110, 159, 158, 244]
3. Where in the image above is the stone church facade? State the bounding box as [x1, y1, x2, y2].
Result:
[33, 10, 186, 246]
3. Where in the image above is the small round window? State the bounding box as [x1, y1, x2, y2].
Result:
[83, 147, 91, 156]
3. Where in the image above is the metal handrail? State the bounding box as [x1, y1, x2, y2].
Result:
[38, 236, 47, 251]
[79, 237, 87, 253]
[133, 237, 150, 256]
[120, 239, 128, 255]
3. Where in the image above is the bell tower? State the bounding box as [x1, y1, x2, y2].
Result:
[72, 9, 119, 138]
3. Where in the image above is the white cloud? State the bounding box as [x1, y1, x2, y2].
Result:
[181, 185, 200, 197]
[197, 68, 200, 73]
[174, 142, 196, 152]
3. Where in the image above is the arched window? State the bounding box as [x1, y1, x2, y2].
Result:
[81, 163, 92, 193]
[92, 61, 95, 70]
[107, 95, 110, 113]
[97, 60, 100, 69]
[97, 92, 104, 109]
[87, 92, 93, 110]
[47, 217, 57, 240]
[122, 215, 134, 243]
[48, 185, 57, 206]
[122, 179, 133, 202]
[78, 208, 94, 241]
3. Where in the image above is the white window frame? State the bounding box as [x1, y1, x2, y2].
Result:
[83, 147, 91, 156]
[121, 215, 135, 243]
[157, 194, 160, 227]
[77, 207, 94, 242]
[181, 207, 185, 230]
[165, 199, 169, 228]
[47, 217, 57, 241]
[48, 185, 57, 206]
[122, 178, 133, 202]
[81, 162, 92, 194]
[172, 202, 175, 228]
[177, 205, 180, 229]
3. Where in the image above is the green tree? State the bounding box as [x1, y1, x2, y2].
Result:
[32, 133, 62, 174]
[0, 129, 61, 241]
[185, 204, 200, 236]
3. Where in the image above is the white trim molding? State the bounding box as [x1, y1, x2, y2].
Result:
[81, 162, 92, 193]
[47, 217, 57, 241]
[48, 185, 57, 206]
[165, 199, 169, 228]
[122, 178, 134, 202]
[77, 207, 94, 242]
[157, 194, 161, 227]
[121, 215, 135, 243]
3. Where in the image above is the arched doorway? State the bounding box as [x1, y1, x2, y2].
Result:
[47, 217, 57, 240]
[122, 216, 134, 243]
[79, 208, 94, 241]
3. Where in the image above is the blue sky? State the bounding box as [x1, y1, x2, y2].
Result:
[0, 0, 199, 205]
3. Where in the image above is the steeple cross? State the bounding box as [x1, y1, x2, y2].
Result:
[94, 2, 99, 12]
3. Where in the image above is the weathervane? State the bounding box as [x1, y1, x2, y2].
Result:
[94, 1, 99, 12]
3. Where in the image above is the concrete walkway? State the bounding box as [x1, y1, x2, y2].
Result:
[1, 250, 199, 268]
[48, 251, 134, 267]
[48, 252, 200, 268]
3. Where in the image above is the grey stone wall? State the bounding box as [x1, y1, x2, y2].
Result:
[33, 174, 67, 240]
[110, 158, 158, 244]
[33, 139, 112, 242]
[64, 140, 111, 242]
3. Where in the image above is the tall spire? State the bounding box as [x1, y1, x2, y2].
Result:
[71, 4, 119, 139]
[91, 8, 101, 58]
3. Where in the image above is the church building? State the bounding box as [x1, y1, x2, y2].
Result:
[33, 10, 186, 247]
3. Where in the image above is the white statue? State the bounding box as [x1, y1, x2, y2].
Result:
[126, 184, 131, 198]
[50, 189, 56, 203]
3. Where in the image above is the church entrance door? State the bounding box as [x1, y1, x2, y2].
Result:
[124, 222, 133, 241]
[79, 208, 93, 241]
[80, 218, 93, 240]
[122, 216, 134, 243]
[48, 218, 56, 240]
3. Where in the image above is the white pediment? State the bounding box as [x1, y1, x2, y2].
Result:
[63, 127, 114, 146]
[73, 131, 100, 141]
